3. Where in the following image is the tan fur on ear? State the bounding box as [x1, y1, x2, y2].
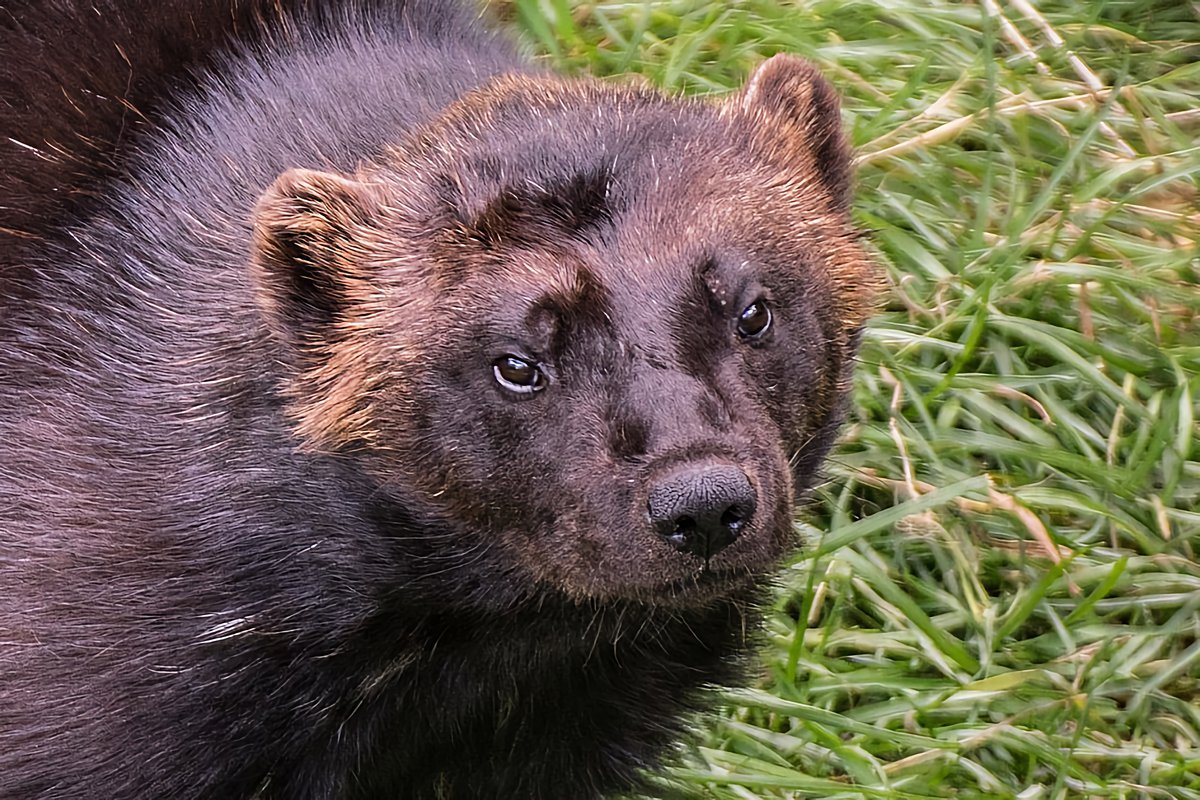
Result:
[736, 55, 831, 117]
[252, 168, 382, 317]
[726, 55, 853, 209]
[251, 168, 392, 450]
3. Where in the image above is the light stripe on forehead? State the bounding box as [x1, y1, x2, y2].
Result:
[530, 262, 610, 323]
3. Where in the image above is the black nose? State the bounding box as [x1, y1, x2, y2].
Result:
[647, 464, 757, 560]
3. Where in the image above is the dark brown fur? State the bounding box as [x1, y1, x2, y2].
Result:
[0, 1, 877, 797]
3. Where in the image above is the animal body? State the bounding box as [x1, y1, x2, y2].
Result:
[0, 1, 876, 797]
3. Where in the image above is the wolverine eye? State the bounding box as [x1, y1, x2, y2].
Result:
[736, 299, 772, 339]
[493, 355, 546, 394]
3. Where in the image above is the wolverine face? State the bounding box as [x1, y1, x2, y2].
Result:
[251, 57, 877, 605]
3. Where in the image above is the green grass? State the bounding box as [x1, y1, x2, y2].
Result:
[507, 2, 1200, 797]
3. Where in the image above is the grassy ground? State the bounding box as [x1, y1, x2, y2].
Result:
[508, 2, 1200, 797]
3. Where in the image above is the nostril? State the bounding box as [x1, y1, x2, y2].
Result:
[662, 514, 697, 550]
[720, 506, 746, 532]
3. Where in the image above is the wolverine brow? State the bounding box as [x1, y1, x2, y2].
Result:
[468, 166, 614, 246]
[695, 255, 737, 311]
[528, 264, 613, 354]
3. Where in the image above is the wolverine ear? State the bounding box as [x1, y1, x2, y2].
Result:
[251, 168, 383, 364]
[732, 55, 852, 210]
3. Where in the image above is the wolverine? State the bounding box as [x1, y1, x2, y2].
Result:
[0, 1, 877, 797]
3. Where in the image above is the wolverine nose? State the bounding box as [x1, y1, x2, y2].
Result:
[648, 464, 757, 560]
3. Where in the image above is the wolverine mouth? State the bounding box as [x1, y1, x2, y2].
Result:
[650, 567, 760, 603]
